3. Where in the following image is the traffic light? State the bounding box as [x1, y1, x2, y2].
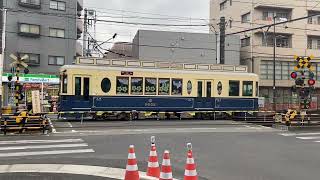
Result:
[308, 79, 316, 86]
[300, 99, 311, 109]
[15, 84, 24, 100]
[295, 78, 304, 86]
[290, 72, 297, 79]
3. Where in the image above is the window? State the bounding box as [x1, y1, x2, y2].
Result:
[116, 77, 129, 94]
[50, 0, 66, 11]
[263, 11, 290, 21]
[229, 81, 240, 96]
[197, 81, 203, 97]
[243, 81, 253, 96]
[83, 77, 90, 100]
[75, 77, 81, 96]
[220, 1, 227, 10]
[241, 13, 250, 23]
[308, 11, 320, 24]
[262, 34, 291, 48]
[131, 77, 143, 95]
[206, 81, 211, 98]
[229, 0, 232, 6]
[241, 37, 250, 47]
[158, 78, 170, 95]
[256, 82, 259, 97]
[145, 78, 157, 95]
[19, 23, 40, 36]
[49, 28, 65, 38]
[62, 74, 67, 93]
[229, 20, 232, 28]
[307, 37, 313, 49]
[18, 53, 40, 65]
[19, 0, 41, 8]
[49, 56, 65, 65]
[172, 79, 183, 95]
[260, 60, 294, 80]
[101, 78, 111, 93]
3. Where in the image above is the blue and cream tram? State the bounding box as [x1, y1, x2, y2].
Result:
[58, 59, 259, 119]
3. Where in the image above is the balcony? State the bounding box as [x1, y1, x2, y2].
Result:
[77, 0, 83, 11]
[76, 41, 83, 56]
[77, 18, 83, 33]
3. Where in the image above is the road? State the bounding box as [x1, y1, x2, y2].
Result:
[1, 119, 320, 180]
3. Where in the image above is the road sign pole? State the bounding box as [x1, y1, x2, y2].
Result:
[0, 9, 7, 112]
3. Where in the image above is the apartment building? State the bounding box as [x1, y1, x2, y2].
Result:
[210, 0, 320, 107]
[0, 0, 83, 106]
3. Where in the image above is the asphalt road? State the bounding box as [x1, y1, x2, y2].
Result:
[1, 120, 320, 180]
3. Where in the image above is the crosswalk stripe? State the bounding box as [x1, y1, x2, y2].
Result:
[296, 136, 320, 140]
[280, 132, 320, 137]
[0, 143, 88, 151]
[0, 139, 83, 145]
[0, 149, 95, 157]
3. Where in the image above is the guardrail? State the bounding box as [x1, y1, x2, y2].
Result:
[0, 115, 50, 135]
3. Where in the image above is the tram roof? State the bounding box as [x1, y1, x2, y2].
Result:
[61, 65, 258, 77]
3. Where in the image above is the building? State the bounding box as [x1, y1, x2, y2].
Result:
[1, 0, 83, 107]
[132, 30, 240, 65]
[106, 42, 133, 59]
[210, 0, 320, 109]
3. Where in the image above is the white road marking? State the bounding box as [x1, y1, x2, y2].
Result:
[296, 136, 320, 140]
[0, 143, 88, 151]
[67, 122, 73, 128]
[279, 132, 320, 137]
[0, 139, 83, 145]
[0, 164, 176, 180]
[0, 149, 94, 157]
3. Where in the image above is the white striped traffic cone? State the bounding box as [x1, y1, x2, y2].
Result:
[147, 136, 160, 177]
[124, 145, 140, 180]
[184, 143, 198, 180]
[160, 150, 173, 180]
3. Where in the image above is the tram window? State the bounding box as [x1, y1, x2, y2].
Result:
[158, 78, 170, 95]
[75, 77, 81, 96]
[256, 82, 259, 96]
[229, 80, 240, 96]
[172, 79, 183, 95]
[83, 77, 90, 100]
[206, 81, 212, 98]
[131, 77, 143, 95]
[101, 78, 111, 93]
[145, 78, 157, 95]
[62, 75, 67, 93]
[197, 81, 202, 97]
[116, 77, 129, 94]
[243, 81, 253, 96]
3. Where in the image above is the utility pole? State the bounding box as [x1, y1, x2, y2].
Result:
[273, 15, 277, 112]
[219, 17, 226, 64]
[0, 8, 6, 112]
[83, 8, 88, 56]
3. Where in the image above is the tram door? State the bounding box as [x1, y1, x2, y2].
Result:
[197, 80, 213, 97]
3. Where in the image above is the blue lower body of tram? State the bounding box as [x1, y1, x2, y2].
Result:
[59, 96, 258, 112]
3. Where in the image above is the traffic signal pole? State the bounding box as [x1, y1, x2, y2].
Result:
[0, 9, 7, 113]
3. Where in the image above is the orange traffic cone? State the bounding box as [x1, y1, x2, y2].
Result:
[124, 145, 140, 180]
[184, 143, 198, 180]
[147, 136, 160, 177]
[160, 150, 173, 180]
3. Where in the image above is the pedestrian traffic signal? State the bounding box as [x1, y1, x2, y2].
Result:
[300, 99, 311, 109]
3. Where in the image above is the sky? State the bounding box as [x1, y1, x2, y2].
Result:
[84, 0, 210, 49]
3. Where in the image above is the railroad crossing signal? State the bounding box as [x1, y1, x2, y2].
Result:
[8, 53, 30, 106]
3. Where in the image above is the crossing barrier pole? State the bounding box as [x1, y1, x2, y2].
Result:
[81, 113, 84, 125]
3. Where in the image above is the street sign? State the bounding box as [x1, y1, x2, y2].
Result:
[32, 90, 41, 114]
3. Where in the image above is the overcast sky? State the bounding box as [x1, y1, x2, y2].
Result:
[84, 0, 210, 48]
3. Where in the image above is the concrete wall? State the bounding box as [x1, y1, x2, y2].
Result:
[3, 0, 79, 74]
[133, 30, 240, 65]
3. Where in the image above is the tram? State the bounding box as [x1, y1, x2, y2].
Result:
[58, 58, 259, 119]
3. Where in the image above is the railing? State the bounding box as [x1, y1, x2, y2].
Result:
[76, 58, 248, 73]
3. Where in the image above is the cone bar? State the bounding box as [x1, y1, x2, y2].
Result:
[124, 145, 140, 180]
[184, 143, 198, 180]
[147, 136, 160, 177]
[160, 150, 173, 180]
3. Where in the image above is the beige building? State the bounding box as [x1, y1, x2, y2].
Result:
[210, 0, 320, 108]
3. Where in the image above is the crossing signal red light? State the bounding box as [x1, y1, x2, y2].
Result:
[308, 79, 316, 86]
[290, 72, 297, 79]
